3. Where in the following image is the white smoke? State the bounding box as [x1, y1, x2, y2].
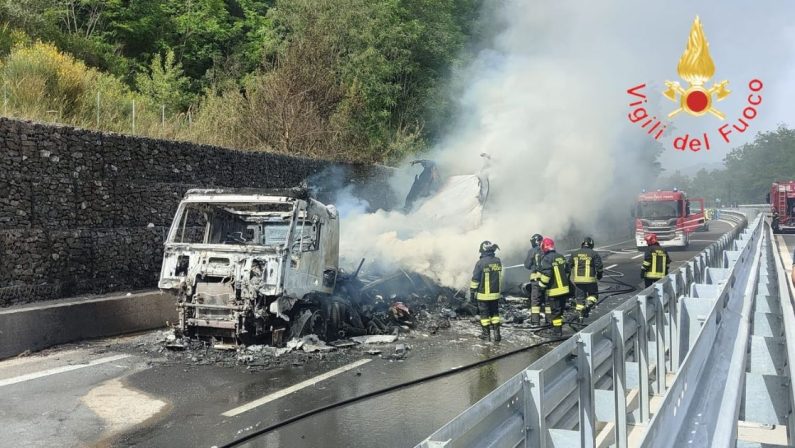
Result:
[338, 1, 795, 288]
[333, 185, 370, 219]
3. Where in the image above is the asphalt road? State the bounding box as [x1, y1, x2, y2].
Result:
[0, 220, 738, 448]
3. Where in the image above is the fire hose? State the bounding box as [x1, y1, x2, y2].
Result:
[218, 272, 638, 447]
[216, 335, 568, 447]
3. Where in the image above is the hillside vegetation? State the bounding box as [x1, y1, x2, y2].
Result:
[656, 126, 795, 205]
[0, 0, 482, 163]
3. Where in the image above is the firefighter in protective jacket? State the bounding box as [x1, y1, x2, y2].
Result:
[569, 236, 603, 322]
[537, 237, 571, 337]
[523, 233, 546, 326]
[470, 241, 503, 342]
[641, 233, 670, 287]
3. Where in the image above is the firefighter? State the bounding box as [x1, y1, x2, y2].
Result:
[470, 241, 503, 341]
[641, 233, 670, 287]
[523, 233, 546, 326]
[537, 237, 571, 337]
[569, 236, 603, 322]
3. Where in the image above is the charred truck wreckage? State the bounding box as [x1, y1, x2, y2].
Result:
[158, 187, 473, 349]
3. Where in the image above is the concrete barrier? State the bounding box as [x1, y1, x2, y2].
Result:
[0, 290, 175, 359]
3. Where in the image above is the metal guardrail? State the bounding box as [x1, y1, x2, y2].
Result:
[637, 211, 764, 447]
[772, 216, 795, 444]
[417, 209, 761, 448]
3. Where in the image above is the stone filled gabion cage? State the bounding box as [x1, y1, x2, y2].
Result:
[0, 118, 395, 306]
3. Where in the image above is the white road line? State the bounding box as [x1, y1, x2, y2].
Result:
[222, 358, 372, 417]
[717, 219, 740, 226]
[631, 253, 644, 259]
[0, 354, 130, 388]
[594, 239, 634, 250]
[605, 264, 618, 270]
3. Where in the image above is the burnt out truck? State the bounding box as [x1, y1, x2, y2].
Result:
[158, 188, 341, 347]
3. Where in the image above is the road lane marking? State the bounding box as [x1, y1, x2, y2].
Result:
[717, 219, 740, 226]
[0, 354, 130, 387]
[631, 253, 644, 259]
[594, 239, 633, 250]
[605, 264, 618, 270]
[222, 358, 372, 417]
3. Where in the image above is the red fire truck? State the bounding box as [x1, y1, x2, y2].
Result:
[634, 189, 707, 250]
[768, 181, 795, 233]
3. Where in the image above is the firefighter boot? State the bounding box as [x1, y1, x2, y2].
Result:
[549, 325, 563, 338]
[479, 325, 491, 341]
[585, 296, 599, 317]
[575, 304, 586, 323]
[530, 306, 541, 327]
[493, 323, 502, 342]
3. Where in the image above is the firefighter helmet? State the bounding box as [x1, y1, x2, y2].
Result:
[479, 240, 499, 254]
[531, 233, 543, 248]
[541, 237, 555, 253]
[582, 236, 595, 249]
[644, 233, 658, 246]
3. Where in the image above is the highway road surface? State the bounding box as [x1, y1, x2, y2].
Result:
[0, 220, 739, 448]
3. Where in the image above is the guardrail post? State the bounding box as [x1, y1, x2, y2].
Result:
[612, 311, 628, 448]
[578, 334, 596, 448]
[690, 260, 700, 284]
[637, 294, 651, 422]
[669, 274, 680, 371]
[524, 369, 545, 447]
[654, 287, 667, 394]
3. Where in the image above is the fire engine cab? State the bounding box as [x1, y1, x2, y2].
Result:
[634, 189, 706, 250]
[768, 181, 795, 233]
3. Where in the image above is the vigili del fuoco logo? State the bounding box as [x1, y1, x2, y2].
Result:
[626, 16, 763, 152]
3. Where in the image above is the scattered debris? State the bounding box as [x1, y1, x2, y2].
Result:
[439, 308, 457, 319]
[393, 344, 408, 359]
[275, 335, 335, 356]
[300, 335, 334, 353]
[365, 350, 382, 356]
[328, 340, 357, 349]
[351, 335, 398, 345]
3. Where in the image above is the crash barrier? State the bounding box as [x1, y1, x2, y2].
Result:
[637, 212, 795, 447]
[416, 209, 763, 448]
[0, 290, 174, 359]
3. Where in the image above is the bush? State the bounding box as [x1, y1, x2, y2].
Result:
[0, 41, 158, 132]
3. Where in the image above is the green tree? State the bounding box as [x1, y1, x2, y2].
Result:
[135, 49, 192, 114]
[723, 126, 795, 202]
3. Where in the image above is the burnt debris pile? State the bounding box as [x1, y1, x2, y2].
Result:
[292, 268, 478, 343]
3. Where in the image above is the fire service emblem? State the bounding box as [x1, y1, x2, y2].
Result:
[626, 16, 763, 152]
[663, 16, 730, 120]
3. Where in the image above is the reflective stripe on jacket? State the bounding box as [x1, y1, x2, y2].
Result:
[642, 246, 670, 279]
[570, 248, 603, 284]
[524, 247, 543, 281]
[470, 253, 503, 300]
[538, 251, 570, 297]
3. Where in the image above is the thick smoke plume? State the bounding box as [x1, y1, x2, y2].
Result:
[336, 1, 794, 288]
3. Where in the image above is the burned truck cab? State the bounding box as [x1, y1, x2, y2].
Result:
[158, 188, 339, 346]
